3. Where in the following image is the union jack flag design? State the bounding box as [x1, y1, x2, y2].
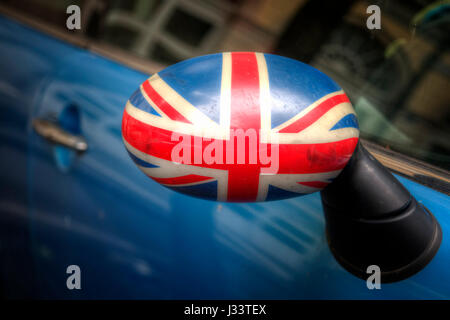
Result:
[122, 52, 359, 202]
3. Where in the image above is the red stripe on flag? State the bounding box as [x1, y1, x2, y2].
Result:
[275, 139, 357, 174]
[122, 109, 358, 175]
[229, 52, 261, 130]
[149, 174, 213, 185]
[142, 80, 191, 124]
[227, 52, 261, 201]
[279, 94, 349, 133]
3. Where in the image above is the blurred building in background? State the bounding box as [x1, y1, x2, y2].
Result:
[2, 0, 450, 169]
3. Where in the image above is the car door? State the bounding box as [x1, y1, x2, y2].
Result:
[1, 1, 450, 299]
[0, 14, 327, 299]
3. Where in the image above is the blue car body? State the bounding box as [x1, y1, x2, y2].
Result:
[0, 14, 449, 299]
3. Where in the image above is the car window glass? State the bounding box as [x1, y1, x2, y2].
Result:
[4, 0, 449, 171]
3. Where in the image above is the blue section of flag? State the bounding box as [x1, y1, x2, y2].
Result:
[264, 53, 341, 128]
[129, 88, 161, 117]
[169, 180, 218, 200]
[158, 54, 222, 124]
[330, 114, 359, 131]
[127, 151, 159, 168]
[266, 185, 304, 201]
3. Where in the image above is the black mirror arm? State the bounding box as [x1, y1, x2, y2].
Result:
[320, 142, 442, 283]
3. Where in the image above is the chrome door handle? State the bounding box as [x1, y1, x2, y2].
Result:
[32, 119, 88, 152]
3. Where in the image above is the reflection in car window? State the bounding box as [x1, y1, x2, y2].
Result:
[4, 0, 450, 170]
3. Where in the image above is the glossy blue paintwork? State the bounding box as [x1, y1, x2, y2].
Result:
[0, 14, 449, 299]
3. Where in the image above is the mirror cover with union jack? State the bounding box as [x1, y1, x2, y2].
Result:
[122, 52, 359, 202]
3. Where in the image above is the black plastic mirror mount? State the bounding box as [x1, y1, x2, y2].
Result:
[320, 142, 442, 283]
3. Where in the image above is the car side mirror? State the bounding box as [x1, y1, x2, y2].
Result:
[122, 52, 441, 283]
